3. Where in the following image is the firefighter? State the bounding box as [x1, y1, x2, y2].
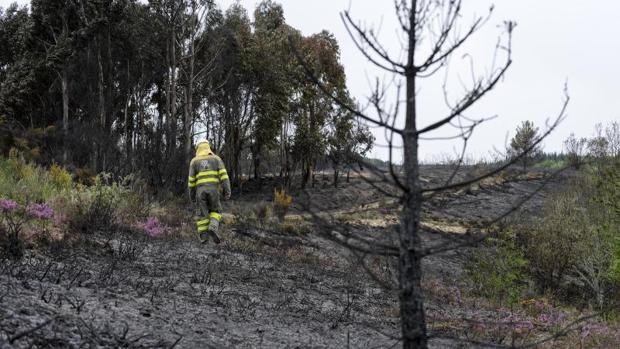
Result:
[188, 141, 231, 244]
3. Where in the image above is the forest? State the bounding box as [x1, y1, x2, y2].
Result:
[0, 0, 373, 193]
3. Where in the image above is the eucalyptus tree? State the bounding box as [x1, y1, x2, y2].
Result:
[291, 31, 347, 188]
[327, 105, 374, 187]
[250, 0, 291, 179]
[207, 4, 256, 185]
[30, 0, 83, 163]
[0, 4, 42, 129]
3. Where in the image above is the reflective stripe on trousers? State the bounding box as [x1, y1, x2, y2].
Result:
[196, 212, 222, 233]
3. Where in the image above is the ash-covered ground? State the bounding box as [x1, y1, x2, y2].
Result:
[0, 166, 567, 348]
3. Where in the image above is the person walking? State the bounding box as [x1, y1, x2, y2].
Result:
[188, 141, 231, 244]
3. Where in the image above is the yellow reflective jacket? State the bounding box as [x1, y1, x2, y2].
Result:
[188, 142, 231, 195]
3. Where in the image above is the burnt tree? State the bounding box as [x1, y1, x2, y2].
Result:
[292, 1, 568, 348]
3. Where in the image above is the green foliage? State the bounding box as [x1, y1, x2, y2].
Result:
[49, 163, 72, 190]
[64, 179, 122, 234]
[230, 201, 276, 229]
[273, 188, 292, 221]
[518, 157, 620, 309]
[0, 156, 61, 203]
[75, 167, 96, 186]
[521, 189, 595, 292]
[1, 0, 372, 192]
[594, 159, 620, 284]
[278, 220, 311, 236]
[328, 107, 374, 186]
[61, 173, 154, 235]
[0, 198, 55, 259]
[230, 203, 260, 231]
[466, 235, 528, 306]
[509, 120, 542, 170]
[467, 148, 620, 310]
[564, 133, 588, 169]
[255, 202, 273, 227]
[609, 236, 620, 282]
[251, 0, 290, 168]
[0, 156, 154, 239]
[533, 158, 566, 170]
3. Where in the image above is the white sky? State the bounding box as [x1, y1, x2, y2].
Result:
[2, 0, 619, 162]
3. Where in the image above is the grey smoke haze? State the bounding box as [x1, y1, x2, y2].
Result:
[3, 0, 618, 162]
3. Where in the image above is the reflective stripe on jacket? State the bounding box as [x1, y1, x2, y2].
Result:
[188, 142, 231, 195]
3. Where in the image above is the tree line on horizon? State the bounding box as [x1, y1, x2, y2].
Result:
[0, 0, 374, 193]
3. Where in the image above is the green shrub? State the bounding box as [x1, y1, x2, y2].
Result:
[255, 202, 273, 227]
[49, 164, 72, 190]
[533, 158, 566, 170]
[516, 160, 620, 309]
[0, 157, 58, 203]
[115, 175, 151, 225]
[1, 199, 55, 259]
[522, 190, 590, 292]
[75, 167, 96, 186]
[65, 179, 123, 234]
[564, 133, 587, 169]
[508, 120, 542, 170]
[466, 235, 528, 306]
[278, 220, 311, 235]
[231, 204, 259, 231]
[0, 156, 174, 243]
[273, 188, 292, 222]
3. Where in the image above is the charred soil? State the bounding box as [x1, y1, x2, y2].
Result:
[0, 166, 571, 348]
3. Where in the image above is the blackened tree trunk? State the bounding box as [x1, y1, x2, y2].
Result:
[398, 3, 428, 348]
[399, 80, 427, 348]
[124, 62, 132, 166]
[182, 30, 194, 167]
[96, 38, 105, 171]
[106, 24, 113, 132]
[253, 150, 260, 179]
[334, 168, 339, 188]
[61, 68, 69, 165]
[301, 162, 311, 189]
[168, 26, 178, 156]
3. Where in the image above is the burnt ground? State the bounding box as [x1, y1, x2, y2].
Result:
[0, 235, 400, 348]
[0, 166, 570, 348]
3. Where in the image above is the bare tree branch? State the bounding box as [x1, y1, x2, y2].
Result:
[341, 11, 407, 73]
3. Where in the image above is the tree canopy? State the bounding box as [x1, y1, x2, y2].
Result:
[0, 0, 373, 192]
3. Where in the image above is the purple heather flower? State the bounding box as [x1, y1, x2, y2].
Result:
[499, 313, 534, 333]
[141, 217, 166, 237]
[26, 203, 54, 220]
[581, 324, 593, 339]
[0, 199, 18, 212]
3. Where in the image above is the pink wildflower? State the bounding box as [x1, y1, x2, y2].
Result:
[581, 324, 592, 339]
[501, 313, 534, 333]
[26, 203, 54, 220]
[141, 217, 166, 237]
[0, 199, 18, 212]
[537, 314, 550, 323]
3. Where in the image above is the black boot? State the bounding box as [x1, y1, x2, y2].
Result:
[210, 231, 221, 244]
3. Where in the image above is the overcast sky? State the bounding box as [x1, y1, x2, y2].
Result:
[2, 0, 618, 162]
